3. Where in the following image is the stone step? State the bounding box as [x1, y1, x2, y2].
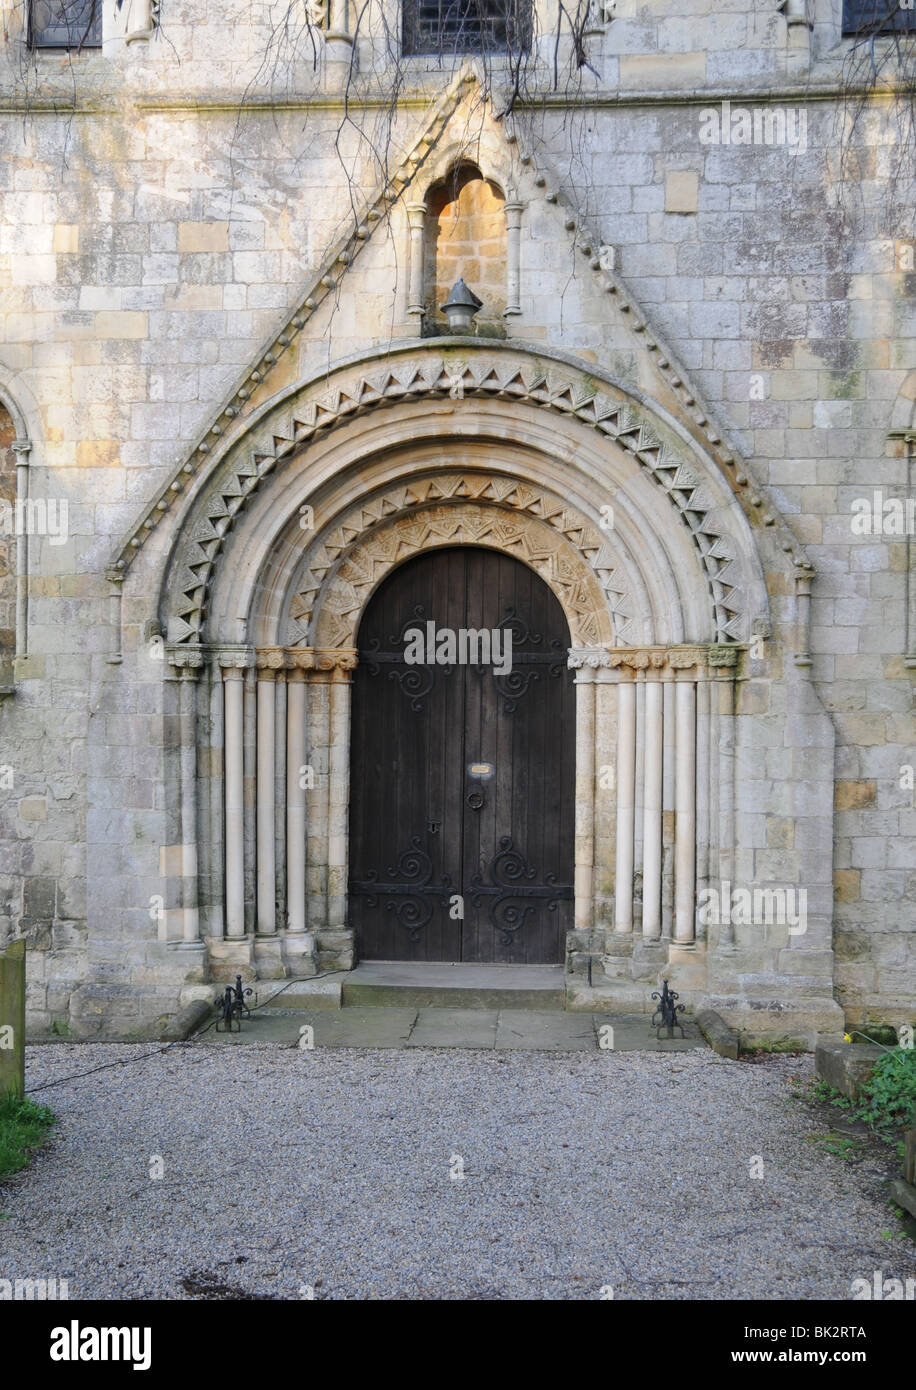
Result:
[256, 977, 344, 1010]
[340, 962, 567, 1011]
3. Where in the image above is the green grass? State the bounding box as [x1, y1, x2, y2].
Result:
[0, 1092, 56, 1179]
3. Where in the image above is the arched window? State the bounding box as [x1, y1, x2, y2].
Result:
[424, 164, 507, 329]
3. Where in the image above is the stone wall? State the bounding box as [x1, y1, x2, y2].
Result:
[0, 0, 912, 1034]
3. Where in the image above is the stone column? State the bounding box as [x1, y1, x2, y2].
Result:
[674, 675, 697, 943]
[274, 669, 287, 923]
[406, 201, 427, 322]
[323, 0, 353, 80]
[695, 672, 711, 944]
[256, 666, 277, 937]
[573, 668, 597, 934]
[222, 664, 246, 940]
[633, 674, 645, 899]
[641, 676, 663, 940]
[784, 0, 811, 78]
[206, 658, 225, 941]
[661, 673, 676, 938]
[178, 664, 201, 944]
[614, 676, 637, 934]
[907, 436, 916, 667]
[161, 646, 205, 958]
[593, 667, 619, 942]
[11, 440, 30, 657]
[105, 572, 123, 665]
[504, 197, 524, 318]
[306, 671, 331, 941]
[710, 646, 738, 949]
[794, 566, 814, 667]
[327, 655, 356, 935]
[283, 659, 318, 976]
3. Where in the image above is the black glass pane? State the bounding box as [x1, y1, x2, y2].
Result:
[30, 0, 102, 48]
[842, 0, 916, 35]
[403, 0, 532, 54]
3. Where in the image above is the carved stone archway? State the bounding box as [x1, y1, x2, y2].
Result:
[298, 494, 618, 651]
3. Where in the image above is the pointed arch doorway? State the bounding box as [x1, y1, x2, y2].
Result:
[348, 546, 575, 964]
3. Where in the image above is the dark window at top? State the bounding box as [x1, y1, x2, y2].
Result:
[29, 0, 102, 48]
[403, 0, 532, 55]
[842, 0, 916, 35]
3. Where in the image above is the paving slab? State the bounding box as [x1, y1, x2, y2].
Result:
[592, 1012, 703, 1053]
[495, 1010, 598, 1051]
[406, 1008, 500, 1048]
[203, 1006, 709, 1052]
[304, 1007, 418, 1048]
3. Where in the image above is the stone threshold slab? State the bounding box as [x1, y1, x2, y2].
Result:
[205, 1007, 707, 1053]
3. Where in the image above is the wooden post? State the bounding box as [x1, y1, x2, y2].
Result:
[0, 939, 26, 1100]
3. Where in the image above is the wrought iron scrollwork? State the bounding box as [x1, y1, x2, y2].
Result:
[361, 603, 456, 712]
[349, 834, 453, 943]
[651, 979, 686, 1040]
[470, 836, 573, 946]
[476, 606, 569, 713]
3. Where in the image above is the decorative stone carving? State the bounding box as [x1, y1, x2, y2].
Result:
[293, 475, 627, 650]
[568, 645, 726, 674]
[254, 646, 358, 673]
[159, 349, 745, 649]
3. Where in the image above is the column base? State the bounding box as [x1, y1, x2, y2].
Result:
[254, 934, 286, 979]
[600, 933, 634, 980]
[629, 939, 667, 982]
[205, 934, 256, 982]
[282, 932, 319, 978]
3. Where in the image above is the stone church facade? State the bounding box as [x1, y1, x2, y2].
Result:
[0, 0, 913, 1042]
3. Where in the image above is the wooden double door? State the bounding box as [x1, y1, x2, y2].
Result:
[348, 546, 575, 964]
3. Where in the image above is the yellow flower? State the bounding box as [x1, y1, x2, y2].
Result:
[843, 1033, 852, 1042]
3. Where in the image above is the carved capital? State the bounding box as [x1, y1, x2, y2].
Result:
[707, 644, 738, 669]
[212, 645, 254, 671]
[256, 646, 288, 671]
[165, 643, 204, 673]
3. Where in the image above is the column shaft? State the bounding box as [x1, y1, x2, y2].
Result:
[674, 679, 697, 943]
[406, 202, 427, 318]
[286, 673, 308, 934]
[208, 664, 225, 940]
[179, 668, 200, 942]
[695, 677, 711, 943]
[327, 670, 352, 932]
[614, 679, 636, 934]
[661, 678, 676, 937]
[223, 669, 245, 939]
[641, 678, 663, 939]
[256, 671, 276, 934]
[504, 201, 523, 316]
[574, 674, 596, 932]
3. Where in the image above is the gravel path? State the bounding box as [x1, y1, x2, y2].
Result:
[2, 1042, 910, 1300]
